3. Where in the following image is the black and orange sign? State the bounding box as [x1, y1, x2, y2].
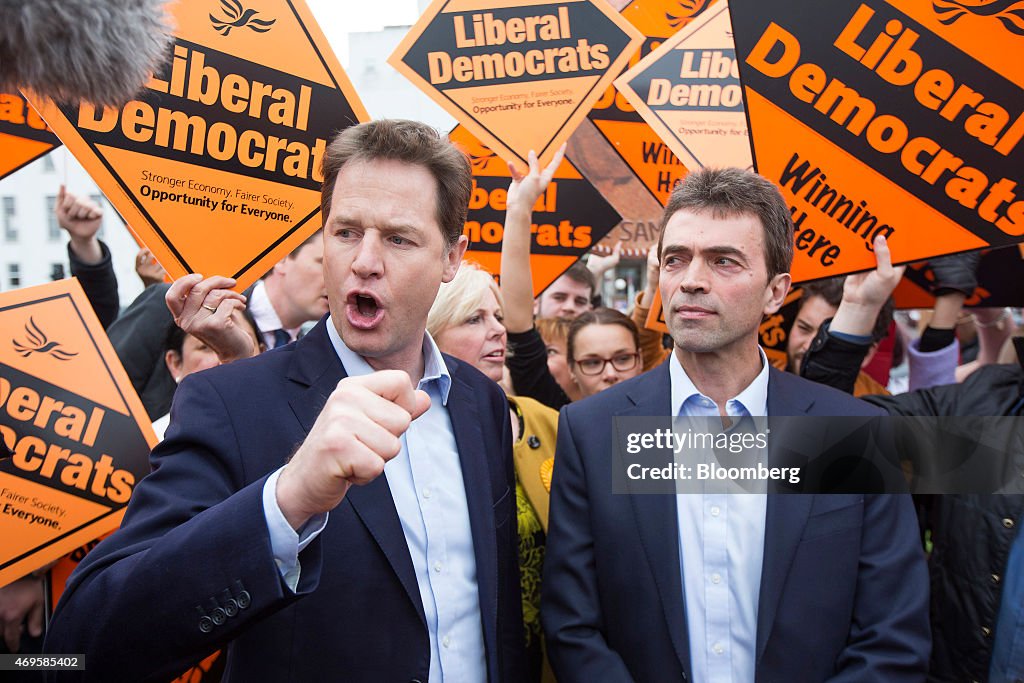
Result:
[893, 245, 1024, 309]
[615, 1, 752, 171]
[570, 0, 716, 257]
[730, 0, 1024, 283]
[0, 279, 154, 587]
[390, 0, 644, 169]
[0, 92, 61, 180]
[29, 0, 368, 292]
[646, 285, 804, 368]
[450, 125, 620, 295]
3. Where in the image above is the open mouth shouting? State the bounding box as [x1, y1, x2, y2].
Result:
[346, 290, 385, 330]
[481, 347, 505, 366]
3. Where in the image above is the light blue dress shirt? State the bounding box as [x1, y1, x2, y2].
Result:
[670, 349, 769, 683]
[261, 317, 486, 682]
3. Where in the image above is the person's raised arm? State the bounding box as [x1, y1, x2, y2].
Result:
[912, 250, 979, 387]
[586, 240, 621, 287]
[829, 235, 905, 337]
[801, 236, 904, 394]
[57, 184, 119, 327]
[57, 184, 103, 264]
[500, 145, 565, 334]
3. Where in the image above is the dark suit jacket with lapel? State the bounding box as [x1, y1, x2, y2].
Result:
[44, 318, 526, 683]
[541, 361, 930, 683]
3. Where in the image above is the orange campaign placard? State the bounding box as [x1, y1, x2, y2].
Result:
[643, 288, 668, 333]
[389, 0, 645, 169]
[729, 0, 1024, 283]
[0, 92, 61, 180]
[0, 279, 154, 588]
[450, 125, 621, 295]
[569, 0, 718, 257]
[614, 1, 753, 171]
[28, 0, 369, 292]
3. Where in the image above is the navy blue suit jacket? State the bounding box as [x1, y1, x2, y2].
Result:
[541, 362, 930, 682]
[45, 318, 525, 682]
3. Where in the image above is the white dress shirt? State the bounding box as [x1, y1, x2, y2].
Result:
[248, 280, 298, 348]
[670, 348, 770, 683]
[261, 317, 486, 682]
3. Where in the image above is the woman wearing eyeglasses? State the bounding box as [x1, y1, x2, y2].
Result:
[566, 308, 642, 398]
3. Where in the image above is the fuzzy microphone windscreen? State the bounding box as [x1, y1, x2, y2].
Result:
[0, 0, 173, 106]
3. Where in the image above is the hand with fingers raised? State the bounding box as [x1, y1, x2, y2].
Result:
[830, 235, 906, 337]
[165, 274, 256, 364]
[506, 144, 566, 214]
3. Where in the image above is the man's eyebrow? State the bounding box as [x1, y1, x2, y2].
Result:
[661, 245, 692, 258]
[327, 215, 420, 234]
[327, 214, 359, 227]
[703, 246, 747, 259]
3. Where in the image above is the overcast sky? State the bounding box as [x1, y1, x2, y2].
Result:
[306, 1, 423, 67]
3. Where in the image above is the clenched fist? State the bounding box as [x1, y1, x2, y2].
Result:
[275, 370, 431, 530]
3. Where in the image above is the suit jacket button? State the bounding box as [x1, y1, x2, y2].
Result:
[198, 617, 213, 633]
[237, 590, 252, 609]
[211, 607, 227, 626]
[221, 589, 238, 616]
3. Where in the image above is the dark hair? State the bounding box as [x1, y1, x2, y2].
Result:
[561, 262, 597, 298]
[567, 307, 640, 367]
[800, 277, 892, 343]
[800, 277, 845, 309]
[319, 119, 471, 248]
[163, 306, 262, 357]
[657, 167, 794, 279]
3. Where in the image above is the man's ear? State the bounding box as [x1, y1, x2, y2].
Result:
[442, 235, 469, 283]
[271, 255, 291, 278]
[763, 272, 792, 316]
[164, 350, 182, 380]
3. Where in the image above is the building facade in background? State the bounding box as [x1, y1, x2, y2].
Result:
[0, 151, 144, 306]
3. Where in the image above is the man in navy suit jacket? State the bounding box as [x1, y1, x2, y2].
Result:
[45, 120, 525, 682]
[541, 168, 929, 682]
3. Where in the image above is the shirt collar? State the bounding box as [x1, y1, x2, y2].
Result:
[669, 347, 770, 417]
[249, 280, 295, 337]
[325, 315, 452, 406]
